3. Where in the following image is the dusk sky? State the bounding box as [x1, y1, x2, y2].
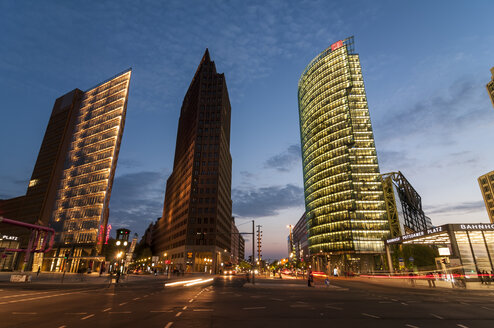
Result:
[1, 1, 493, 260]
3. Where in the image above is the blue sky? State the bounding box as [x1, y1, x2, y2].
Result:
[1, 0, 493, 260]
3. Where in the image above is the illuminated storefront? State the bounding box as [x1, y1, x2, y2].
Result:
[386, 223, 494, 282]
[0, 234, 20, 271]
[298, 37, 389, 273]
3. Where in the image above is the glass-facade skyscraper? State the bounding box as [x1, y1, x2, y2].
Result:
[298, 37, 388, 273]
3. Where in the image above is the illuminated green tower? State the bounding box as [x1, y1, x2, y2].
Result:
[298, 37, 388, 273]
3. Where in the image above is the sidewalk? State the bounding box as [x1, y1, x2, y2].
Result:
[0, 271, 164, 285]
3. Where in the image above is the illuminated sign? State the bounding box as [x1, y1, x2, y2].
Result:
[105, 224, 112, 244]
[438, 247, 451, 256]
[457, 224, 494, 231]
[331, 40, 343, 51]
[1, 235, 18, 241]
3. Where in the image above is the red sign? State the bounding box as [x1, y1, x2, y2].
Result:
[331, 40, 343, 51]
[105, 224, 112, 244]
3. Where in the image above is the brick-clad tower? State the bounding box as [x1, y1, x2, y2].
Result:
[154, 50, 233, 273]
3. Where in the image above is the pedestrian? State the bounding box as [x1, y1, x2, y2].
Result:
[426, 272, 436, 288]
[308, 270, 313, 287]
[478, 270, 484, 284]
[36, 266, 41, 277]
[116, 270, 121, 284]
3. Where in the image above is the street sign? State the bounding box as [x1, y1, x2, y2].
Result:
[151, 256, 159, 262]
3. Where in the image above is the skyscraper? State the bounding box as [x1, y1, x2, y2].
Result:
[1, 69, 132, 272]
[153, 50, 233, 273]
[487, 67, 494, 108]
[297, 37, 388, 273]
[478, 171, 494, 223]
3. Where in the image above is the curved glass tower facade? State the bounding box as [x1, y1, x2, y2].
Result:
[298, 37, 388, 272]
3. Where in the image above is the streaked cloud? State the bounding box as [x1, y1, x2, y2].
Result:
[232, 184, 304, 217]
[264, 144, 301, 172]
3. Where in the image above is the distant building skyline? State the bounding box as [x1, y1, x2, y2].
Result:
[478, 171, 494, 223]
[487, 67, 494, 108]
[152, 50, 237, 273]
[298, 37, 389, 273]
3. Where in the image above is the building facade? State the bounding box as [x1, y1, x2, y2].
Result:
[381, 171, 433, 237]
[487, 67, 494, 108]
[1, 70, 132, 272]
[292, 213, 309, 263]
[230, 218, 245, 264]
[478, 171, 494, 223]
[298, 37, 389, 274]
[153, 50, 235, 273]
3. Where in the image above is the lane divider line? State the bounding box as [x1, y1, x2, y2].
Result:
[165, 322, 173, 328]
[362, 313, 380, 319]
[81, 314, 95, 320]
[102, 308, 111, 312]
[176, 312, 182, 317]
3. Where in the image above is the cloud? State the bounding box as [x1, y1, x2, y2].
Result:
[240, 171, 256, 179]
[232, 184, 304, 217]
[376, 78, 490, 142]
[264, 144, 301, 172]
[377, 150, 415, 172]
[425, 201, 486, 216]
[108, 171, 166, 236]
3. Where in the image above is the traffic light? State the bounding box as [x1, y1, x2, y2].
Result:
[64, 252, 69, 260]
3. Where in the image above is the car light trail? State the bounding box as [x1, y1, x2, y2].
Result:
[184, 278, 214, 286]
[164, 279, 203, 287]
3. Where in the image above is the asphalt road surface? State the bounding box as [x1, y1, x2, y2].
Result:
[1, 274, 494, 328]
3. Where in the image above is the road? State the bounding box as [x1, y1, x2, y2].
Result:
[1, 274, 494, 328]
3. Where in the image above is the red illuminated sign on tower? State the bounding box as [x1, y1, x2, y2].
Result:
[331, 40, 343, 51]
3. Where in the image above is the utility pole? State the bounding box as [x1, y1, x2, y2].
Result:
[256, 225, 262, 263]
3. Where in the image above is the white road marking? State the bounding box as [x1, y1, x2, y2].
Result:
[430, 313, 444, 319]
[481, 306, 493, 310]
[102, 308, 111, 312]
[65, 312, 87, 315]
[290, 304, 309, 308]
[189, 299, 194, 303]
[165, 322, 173, 328]
[405, 325, 419, 328]
[12, 312, 37, 314]
[182, 306, 188, 310]
[81, 314, 94, 320]
[242, 307, 266, 310]
[0, 290, 53, 299]
[193, 309, 213, 311]
[325, 305, 343, 310]
[401, 302, 408, 306]
[58, 326, 66, 328]
[457, 325, 469, 328]
[134, 297, 141, 300]
[0, 288, 92, 305]
[119, 302, 127, 306]
[362, 313, 380, 319]
[176, 312, 182, 317]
